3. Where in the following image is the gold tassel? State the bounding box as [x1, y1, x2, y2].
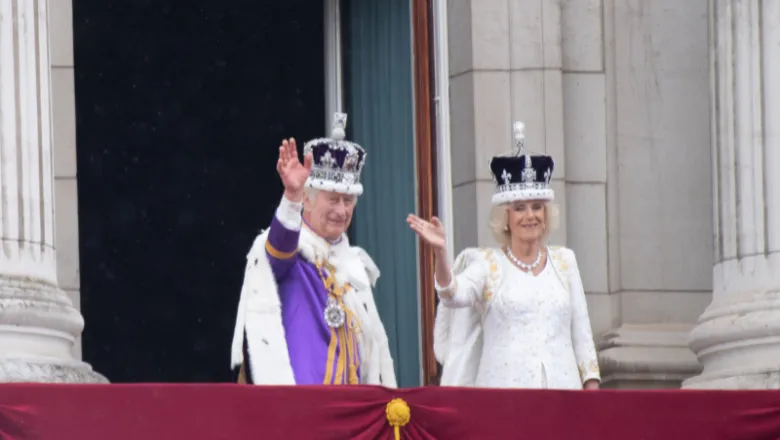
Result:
[385, 398, 410, 440]
[346, 310, 360, 384]
[334, 325, 347, 383]
[317, 259, 363, 385]
[323, 327, 338, 385]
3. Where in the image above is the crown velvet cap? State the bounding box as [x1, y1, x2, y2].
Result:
[489, 121, 555, 205]
[303, 112, 366, 196]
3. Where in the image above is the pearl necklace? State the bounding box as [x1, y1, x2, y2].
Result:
[506, 247, 542, 272]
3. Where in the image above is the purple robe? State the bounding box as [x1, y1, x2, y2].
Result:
[264, 215, 361, 385]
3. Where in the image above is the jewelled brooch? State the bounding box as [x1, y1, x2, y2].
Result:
[324, 296, 346, 329]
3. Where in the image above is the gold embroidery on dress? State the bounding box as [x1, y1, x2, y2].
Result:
[549, 246, 568, 271]
[578, 359, 601, 381]
[548, 247, 570, 292]
[480, 248, 500, 303]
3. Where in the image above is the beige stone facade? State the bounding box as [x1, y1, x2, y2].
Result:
[1, 0, 778, 387]
[444, 0, 779, 389]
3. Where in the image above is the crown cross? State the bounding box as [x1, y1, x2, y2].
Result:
[331, 112, 348, 141]
[320, 151, 337, 168]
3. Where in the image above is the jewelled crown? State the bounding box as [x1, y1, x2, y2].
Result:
[489, 121, 555, 205]
[303, 112, 366, 196]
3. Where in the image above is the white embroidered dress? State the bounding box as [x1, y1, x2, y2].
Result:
[434, 246, 600, 389]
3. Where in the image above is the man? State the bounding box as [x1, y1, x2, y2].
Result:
[231, 113, 397, 386]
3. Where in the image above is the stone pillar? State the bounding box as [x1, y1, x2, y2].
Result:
[684, 0, 780, 389]
[0, 0, 105, 383]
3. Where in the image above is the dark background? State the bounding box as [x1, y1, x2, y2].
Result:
[73, 0, 325, 382]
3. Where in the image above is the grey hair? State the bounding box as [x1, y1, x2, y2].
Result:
[302, 188, 320, 213]
[304, 187, 320, 202]
[488, 202, 559, 247]
[302, 188, 359, 212]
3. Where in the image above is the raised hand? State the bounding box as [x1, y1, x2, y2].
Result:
[276, 138, 312, 202]
[407, 214, 446, 252]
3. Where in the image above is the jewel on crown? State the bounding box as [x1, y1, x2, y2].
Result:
[320, 151, 337, 169]
[521, 154, 536, 186]
[343, 149, 359, 171]
[513, 121, 525, 154]
[513, 122, 536, 187]
[501, 169, 512, 185]
[332, 112, 347, 141]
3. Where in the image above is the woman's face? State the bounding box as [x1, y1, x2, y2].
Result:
[507, 200, 546, 243]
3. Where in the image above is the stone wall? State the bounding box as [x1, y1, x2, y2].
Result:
[447, 0, 713, 387]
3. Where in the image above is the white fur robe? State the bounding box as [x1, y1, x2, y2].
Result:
[230, 200, 397, 387]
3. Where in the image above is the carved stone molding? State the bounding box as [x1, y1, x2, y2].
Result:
[685, 257, 780, 389]
[0, 278, 84, 335]
[599, 324, 701, 389]
[0, 359, 106, 384]
[0, 278, 108, 383]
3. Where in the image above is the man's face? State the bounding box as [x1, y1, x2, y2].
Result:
[304, 191, 357, 241]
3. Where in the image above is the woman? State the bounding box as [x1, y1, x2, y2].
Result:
[408, 122, 600, 390]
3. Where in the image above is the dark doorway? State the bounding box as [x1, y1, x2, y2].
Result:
[73, 0, 325, 382]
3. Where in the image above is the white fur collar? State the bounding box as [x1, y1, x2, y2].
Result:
[231, 224, 394, 386]
[297, 226, 376, 291]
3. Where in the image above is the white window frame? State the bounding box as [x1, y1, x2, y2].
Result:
[432, 0, 454, 265]
[325, 0, 454, 385]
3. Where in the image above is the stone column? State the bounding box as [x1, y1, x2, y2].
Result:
[684, 0, 780, 389]
[0, 0, 105, 382]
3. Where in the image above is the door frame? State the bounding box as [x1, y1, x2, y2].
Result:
[327, 0, 452, 386]
[411, 0, 442, 385]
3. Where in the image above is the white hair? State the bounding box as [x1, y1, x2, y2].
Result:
[302, 188, 358, 212]
[488, 201, 559, 247]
